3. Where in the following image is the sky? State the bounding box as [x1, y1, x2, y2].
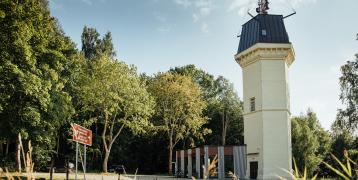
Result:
[49, 0, 358, 130]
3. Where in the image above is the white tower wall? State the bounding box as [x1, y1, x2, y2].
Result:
[236, 43, 294, 179]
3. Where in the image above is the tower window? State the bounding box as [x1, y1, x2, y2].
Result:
[250, 97, 255, 112]
[262, 29, 267, 36]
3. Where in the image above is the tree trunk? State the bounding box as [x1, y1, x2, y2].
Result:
[168, 135, 173, 175]
[65, 158, 69, 180]
[16, 140, 21, 173]
[0, 140, 3, 155]
[103, 150, 110, 173]
[221, 111, 227, 146]
[102, 113, 109, 173]
[168, 147, 173, 176]
[49, 156, 55, 180]
[5, 138, 10, 156]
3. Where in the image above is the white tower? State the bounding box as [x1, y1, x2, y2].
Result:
[235, 1, 294, 179]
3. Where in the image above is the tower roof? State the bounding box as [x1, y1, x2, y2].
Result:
[237, 14, 290, 54]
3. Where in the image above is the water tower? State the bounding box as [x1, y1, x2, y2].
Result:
[235, 0, 295, 179]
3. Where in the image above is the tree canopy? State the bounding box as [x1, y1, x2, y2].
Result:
[0, 0, 77, 167]
[336, 54, 358, 131]
[74, 51, 154, 173]
[148, 72, 209, 174]
[291, 109, 332, 176]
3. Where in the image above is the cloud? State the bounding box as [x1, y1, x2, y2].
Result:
[201, 22, 209, 33]
[192, 13, 199, 22]
[80, 0, 92, 5]
[154, 12, 167, 23]
[200, 7, 211, 16]
[174, 0, 192, 8]
[229, 0, 319, 16]
[173, 0, 214, 33]
[153, 12, 171, 33]
[157, 26, 171, 33]
[173, 0, 214, 18]
[289, 0, 317, 7]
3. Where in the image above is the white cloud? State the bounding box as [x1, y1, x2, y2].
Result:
[174, 0, 192, 8]
[173, 0, 214, 18]
[154, 12, 167, 23]
[157, 26, 171, 33]
[201, 22, 209, 33]
[192, 13, 199, 22]
[173, 0, 214, 33]
[200, 7, 211, 16]
[80, 0, 92, 5]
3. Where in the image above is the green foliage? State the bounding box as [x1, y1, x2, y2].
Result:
[0, 0, 77, 168]
[204, 76, 243, 145]
[330, 124, 358, 163]
[170, 65, 244, 146]
[323, 152, 357, 180]
[75, 55, 154, 132]
[291, 109, 332, 176]
[74, 54, 154, 172]
[148, 72, 209, 174]
[81, 26, 116, 59]
[279, 159, 318, 180]
[336, 53, 358, 131]
[148, 72, 209, 142]
[169, 64, 217, 100]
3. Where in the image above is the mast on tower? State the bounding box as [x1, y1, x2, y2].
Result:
[256, 0, 269, 14]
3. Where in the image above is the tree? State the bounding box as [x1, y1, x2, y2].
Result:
[169, 64, 217, 100]
[213, 76, 243, 146]
[74, 55, 154, 173]
[291, 109, 332, 176]
[0, 0, 77, 169]
[170, 65, 244, 145]
[81, 26, 116, 60]
[331, 121, 358, 161]
[336, 53, 358, 131]
[148, 72, 209, 175]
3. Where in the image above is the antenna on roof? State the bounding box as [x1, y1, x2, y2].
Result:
[256, 0, 269, 14]
[283, 9, 296, 19]
[283, 0, 297, 19]
[247, 10, 255, 18]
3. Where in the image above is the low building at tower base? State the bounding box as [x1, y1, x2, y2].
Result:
[175, 145, 246, 179]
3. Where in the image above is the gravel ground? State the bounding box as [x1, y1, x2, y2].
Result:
[31, 173, 182, 180]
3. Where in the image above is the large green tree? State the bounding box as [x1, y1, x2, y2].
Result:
[169, 65, 217, 100]
[291, 109, 332, 176]
[148, 72, 209, 175]
[74, 55, 154, 173]
[170, 65, 244, 145]
[336, 53, 358, 131]
[0, 0, 77, 169]
[331, 121, 358, 161]
[210, 76, 243, 146]
[81, 26, 116, 60]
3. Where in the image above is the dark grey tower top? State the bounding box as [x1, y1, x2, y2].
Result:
[237, 14, 290, 54]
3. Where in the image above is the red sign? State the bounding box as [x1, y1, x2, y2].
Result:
[71, 123, 92, 146]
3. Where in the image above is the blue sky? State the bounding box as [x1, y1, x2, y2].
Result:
[49, 0, 358, 130]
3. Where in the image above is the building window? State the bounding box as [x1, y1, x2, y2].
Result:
[250, 97, 255, 112]
[262, 29, 267, 36]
